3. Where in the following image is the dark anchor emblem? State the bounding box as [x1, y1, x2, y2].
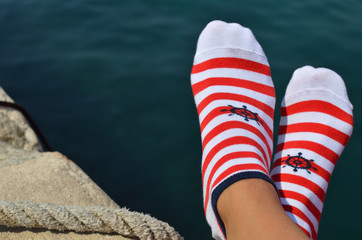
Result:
[282, 152, 317, 174]
[221, 105, 263, 126]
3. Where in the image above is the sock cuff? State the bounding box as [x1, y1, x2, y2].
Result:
[210, 171, 278, 238]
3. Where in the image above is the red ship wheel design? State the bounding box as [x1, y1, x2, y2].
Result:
[221, 105, 263, 126]
[282, 152, 317, 174]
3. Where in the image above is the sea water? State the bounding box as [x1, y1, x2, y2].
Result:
[1, 0, 361, 239]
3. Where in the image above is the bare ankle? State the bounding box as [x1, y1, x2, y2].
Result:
[216, 179, 309, 240]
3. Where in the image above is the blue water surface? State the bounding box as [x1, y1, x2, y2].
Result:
[1, 0, 361, 239]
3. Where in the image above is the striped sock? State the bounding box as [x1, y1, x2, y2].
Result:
[191, 20, 276, 240]
[270, 66, 354, 239]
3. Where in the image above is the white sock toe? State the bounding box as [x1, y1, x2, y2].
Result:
[195, 20, 266, 59]
[285, 66, 353, 109]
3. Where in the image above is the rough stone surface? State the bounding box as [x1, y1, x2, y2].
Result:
[0, 87, 130, 239]
[0, 142, 133, 239]
[0, 87, 42, 151]
[0, 142, 119, 208]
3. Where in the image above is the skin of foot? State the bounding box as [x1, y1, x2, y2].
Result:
[217, 179, 309, 240]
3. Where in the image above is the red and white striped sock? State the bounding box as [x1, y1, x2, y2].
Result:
[270, 66, 354, 240]
[191, 20, 276, 240]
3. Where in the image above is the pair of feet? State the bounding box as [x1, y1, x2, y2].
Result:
[191, 21, 353, 240]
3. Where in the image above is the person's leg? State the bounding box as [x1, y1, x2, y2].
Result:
[217, 179, 309, 240]
[191, 20, 308, 240]
[270, 66, 353, 239]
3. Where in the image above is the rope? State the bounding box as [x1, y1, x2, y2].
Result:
[0, 200, 183, 240]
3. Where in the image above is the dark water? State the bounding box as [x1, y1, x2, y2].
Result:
[1, 0, 362, 239]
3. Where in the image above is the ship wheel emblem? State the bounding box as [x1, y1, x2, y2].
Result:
[221, 105, 263, 126]
[282, 152, 317, 174]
